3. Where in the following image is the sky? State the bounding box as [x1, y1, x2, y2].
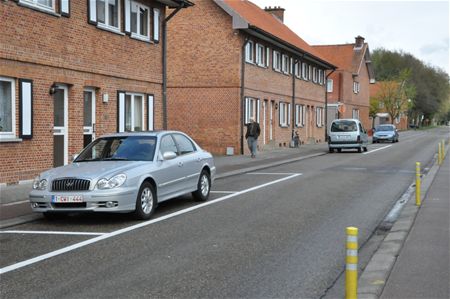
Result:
[251, 0, 450, 75]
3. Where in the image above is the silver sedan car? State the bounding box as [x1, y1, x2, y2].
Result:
[29, 131, 216, 220]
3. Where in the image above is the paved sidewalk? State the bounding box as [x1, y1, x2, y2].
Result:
[380, 153, 449, 299]
[359, 150, 449, 298]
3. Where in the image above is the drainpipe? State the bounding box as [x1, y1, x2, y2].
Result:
[162, 6, 184, 130]
[291, 58, 298, 141]
[240, 37, 249, 155]
[325, 69, 336, 141]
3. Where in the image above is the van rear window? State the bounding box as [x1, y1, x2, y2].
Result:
[331, 121, 357, 132]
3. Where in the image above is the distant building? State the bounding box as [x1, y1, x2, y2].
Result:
[313, 36, 375, 131]
[167, 0, 335, 155]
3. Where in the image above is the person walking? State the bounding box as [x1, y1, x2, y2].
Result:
[245, 117, 261, 158]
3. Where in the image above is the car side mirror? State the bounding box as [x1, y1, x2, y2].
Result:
[162, 151, 177, 160]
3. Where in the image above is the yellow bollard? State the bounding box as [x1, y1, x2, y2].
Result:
[346, 227, 358, 299]
[416, 162, 421, 206]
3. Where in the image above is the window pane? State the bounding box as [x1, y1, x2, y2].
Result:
[160, 135, 178, 154]
[125, 95, 132, 131]
[97, 0, 105, 24]
[134, 95, 143, 131]
[53, 89, 65, 127]
[37, 0, 52, 8]
[131, 7, 137, 33]
[83, 91, 92, 126]
[140, 7, 148, 36]
[173, 134, 195, 155]
[108, 0, 118, 28]
[0, 81, 12, 133]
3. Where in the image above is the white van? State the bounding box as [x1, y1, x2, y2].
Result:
[328, 119, 369, 153]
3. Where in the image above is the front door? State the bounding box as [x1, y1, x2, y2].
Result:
[53, 86, 68, 167]
[83, 89, 96, 147]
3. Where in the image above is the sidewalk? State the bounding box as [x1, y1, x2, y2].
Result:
[0, 143, 328, 227]
[359, 150, 449, 298]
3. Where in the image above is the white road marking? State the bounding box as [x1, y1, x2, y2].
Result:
[342, 167, 367, 171]
[0, 174, 301, 275]
[2, 200, 29, 207]
[210, 191, 237, 194]
[0, 230, 105, 236]
[247, 172, 303, 176]
[363, 145, 392, 155]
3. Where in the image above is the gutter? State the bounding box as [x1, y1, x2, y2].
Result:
[240, 37, 250, 155]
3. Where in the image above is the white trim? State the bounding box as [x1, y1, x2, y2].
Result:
[147, 95, 154, 131]
[97, 0, 121, 31]
[153, 8, 160, 41]
[21, 81, 32, 136]
[83, 88, 96, 140]
[245, 40, 254, 63]
[0, 77, 17, 140]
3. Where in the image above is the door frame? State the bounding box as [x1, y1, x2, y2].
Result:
[83, 88, 96, 144]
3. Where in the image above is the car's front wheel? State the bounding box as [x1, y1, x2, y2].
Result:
[134, 182, 156, 220]
[192, 170, 211, 202]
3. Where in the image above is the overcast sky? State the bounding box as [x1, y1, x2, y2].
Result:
[251, 0, 449, 75]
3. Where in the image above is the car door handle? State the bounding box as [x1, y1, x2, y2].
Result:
[178, 162, 183, 167]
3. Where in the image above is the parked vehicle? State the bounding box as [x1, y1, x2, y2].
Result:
[29, 131, 216, 220]
[328, 119, 369, 153]
[372, 124, 399, 143]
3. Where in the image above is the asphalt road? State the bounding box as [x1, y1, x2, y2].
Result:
[0, 128, 446, 298]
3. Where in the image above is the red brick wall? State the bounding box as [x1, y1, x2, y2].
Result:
[0, 1, 165, 184]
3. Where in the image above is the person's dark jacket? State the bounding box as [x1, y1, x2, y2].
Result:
[245, 122, 261, 139]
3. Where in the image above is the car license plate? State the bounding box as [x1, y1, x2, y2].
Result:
[51, 195, 84, 203]
[338, 135, 349, 140]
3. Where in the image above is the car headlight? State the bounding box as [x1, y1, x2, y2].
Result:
[32, 176, 48, 190]
[96, 174, 127, 190]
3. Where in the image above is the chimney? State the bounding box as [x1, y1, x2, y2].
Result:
[264, 6, 285, 23]
[354, 35, 365, 49]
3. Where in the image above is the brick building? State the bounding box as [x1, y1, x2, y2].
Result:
[0, 0, 192, 185]
[313, 36, 375, 132]
[167, 0, 335, 155]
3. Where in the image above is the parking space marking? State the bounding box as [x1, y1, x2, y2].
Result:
[0, 230, 105, 236]
[0, 173, 301, 275]
[363, 145, 392, 155]
[247, 172, 303, 176]
[210, 191, 238, 194]
[2, 200, 29, 207]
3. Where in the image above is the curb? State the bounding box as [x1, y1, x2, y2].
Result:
[358, 156, 442, 298]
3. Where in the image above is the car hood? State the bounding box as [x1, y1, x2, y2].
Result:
[39, 161, 151, 180]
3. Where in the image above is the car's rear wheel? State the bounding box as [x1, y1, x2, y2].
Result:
[134, 182, 156, 220]
[192, 170, 211, 202]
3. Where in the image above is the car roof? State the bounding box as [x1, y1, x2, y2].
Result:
[99, 130, 185, 138]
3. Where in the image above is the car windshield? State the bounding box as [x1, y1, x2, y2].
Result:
[75, 136, 156, 162]
[376, 125, 395, 132]
[330, 121, 357, 132]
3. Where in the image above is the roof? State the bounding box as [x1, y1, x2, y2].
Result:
[313, 43, 375, 80]
[215, 0, 335, 68]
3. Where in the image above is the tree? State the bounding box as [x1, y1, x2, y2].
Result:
[369, 97, 381, 129]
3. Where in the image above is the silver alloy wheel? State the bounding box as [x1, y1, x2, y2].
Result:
[140, 187, 153, 214]
[200, 174, 210, 197]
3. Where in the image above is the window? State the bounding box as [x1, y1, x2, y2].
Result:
[256, 43, 265, 66]
[316, 107, 324, 127]
[0, 77, 16, 140]
[318, 69, 324, 85]
[301, 62, 308, 80]
[97, 0, 120, 30]
[308, 65, 313, 81]
[266, 47, 270, 67]
[279, 102, 290, 127]
[245, 41, 254, 63]
[353, 81, 360, 94]
[294, 62, 301, 78]
[312, 67, 317, 83]
[273, 50, 281, 71]
[173, 134, 196, 155]
[245, 97, 259, 124]
[125, 93, 144, 131]
[327, 79, 333, 92]
[352, 109, 360, 119]
[152, 8, 160, 42]
[130, 1, 150, 41]
[19, 0, 55, 12]
[282, 54, 289, 74]
[295, 104, 305, 127]
[160, 135, 178, 155]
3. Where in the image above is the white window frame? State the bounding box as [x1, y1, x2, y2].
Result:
[255, 43, 265, 67]
[318, 69, 324, 85]
[19, 0, 56, 13]
[153, 8, 160, 41]
[279, 102, 290, 127]
[266, 47, 270, 67]
[125, 93, 145, 132]
[97, 0, 121, 32]
[273, 50, 281, 72]
[295, 104, 305, 127]
[0, 77, 16, 140]
[353, 81, 360, 94]
[282, 54, 289, 74]
[245, 41, 254, 63]
[327, 79, 333, 92]
[244, 97, 260, 124]
[316, 107, 324, 127]
[352, 109, 360, 120]
[312, 67, 318, 83]
[130, 1, 150, 41]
